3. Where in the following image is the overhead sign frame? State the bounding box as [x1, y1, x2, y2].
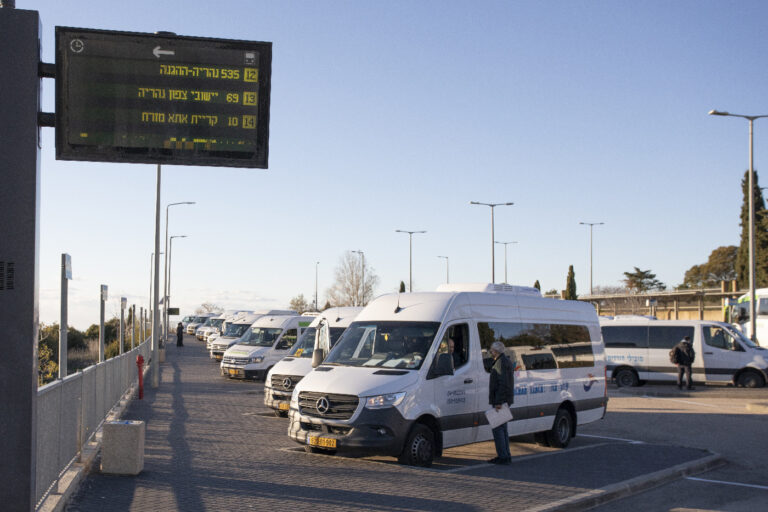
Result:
[55, 27, 272, 168]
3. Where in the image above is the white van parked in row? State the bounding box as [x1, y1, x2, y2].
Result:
[600, 316, 768, 388]
[221, 314, 314, 380]
[208, 310, 296, 360]
[287, 283, 607, 467]
[186, 313, 216, 335]
[265, 307, 363, 416]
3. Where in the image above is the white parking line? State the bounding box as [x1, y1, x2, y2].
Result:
[686, 476, 768, 491]
[642, 396, 721, 408]
[579, 433, 645, 444]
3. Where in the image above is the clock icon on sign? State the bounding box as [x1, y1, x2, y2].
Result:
[70, 39, 85, 53]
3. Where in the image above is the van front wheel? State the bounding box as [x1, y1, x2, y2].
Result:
[398, 424, 435, 467]
[545, 409, 573, 448]
[737, 370, 765, 388]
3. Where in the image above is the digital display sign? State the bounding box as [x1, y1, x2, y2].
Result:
[55, 27, 271, 168]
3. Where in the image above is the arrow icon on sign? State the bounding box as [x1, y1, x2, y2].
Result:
[153, 46, 176, 58]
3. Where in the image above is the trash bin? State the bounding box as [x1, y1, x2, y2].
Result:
[101, 420, 145, 475]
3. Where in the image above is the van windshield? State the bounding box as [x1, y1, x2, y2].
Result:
[289, 327, 347, 358]
[323, 321, 440, 369]
[211, 318, 224, 328]
[290, 327, 316, 357]
[723, 325, 760, 348]
[194, 316, 209, 323]
[223, 323, 251, 338]
[240, 327, 283, 347]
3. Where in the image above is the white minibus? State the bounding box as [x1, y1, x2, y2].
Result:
[208, 309, 296, 360]
[287, 283, 607, 467]
[221, 314, 314, 380]
[600, 316, 768, 388]
[265, 307, 362, 416]
[186, 313, 216, 335]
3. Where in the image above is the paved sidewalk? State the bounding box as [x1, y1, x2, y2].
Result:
[66, 336, 717, 511]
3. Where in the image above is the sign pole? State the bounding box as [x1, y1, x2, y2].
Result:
[0, 7, 41, 510]
[59, 254, 72, 378]
[152, 164, 161, 387]
[99, 285, 107, 362]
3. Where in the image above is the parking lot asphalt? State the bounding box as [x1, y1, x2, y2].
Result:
[65, 336, 726, 511]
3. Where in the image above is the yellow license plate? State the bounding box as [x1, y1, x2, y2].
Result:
[228, 369, 241, 376]
[307, 436, 337, 449]
[278, 402, 289, 411]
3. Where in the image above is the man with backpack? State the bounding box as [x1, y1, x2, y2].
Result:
[671, 336, 695, 390]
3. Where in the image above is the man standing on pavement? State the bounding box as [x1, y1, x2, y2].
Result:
[672, 335, 695, 389]
[488, 341, 514, 465]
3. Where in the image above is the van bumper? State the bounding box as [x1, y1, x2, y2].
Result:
[264, 387, 291, 411]
[288, 407, 412, 457]
[221, 364, 266, 380]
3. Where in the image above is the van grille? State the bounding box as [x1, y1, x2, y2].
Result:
[222, 356, 249, 365]
[271, 374, 304, 392]
[298, 392, 359, 420]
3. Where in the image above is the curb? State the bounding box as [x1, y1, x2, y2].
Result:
[531, 452, 725, 512]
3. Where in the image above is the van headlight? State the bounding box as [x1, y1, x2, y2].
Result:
[364, 392, 406, 409]
[290, 388, 299, 408]
[251, 356, 263, 363]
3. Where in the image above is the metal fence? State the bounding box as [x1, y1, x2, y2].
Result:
[35, 339, 151, 506]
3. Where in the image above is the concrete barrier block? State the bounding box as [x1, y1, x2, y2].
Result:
[101, 420, 145, 475]
[159, 348, 166, 363]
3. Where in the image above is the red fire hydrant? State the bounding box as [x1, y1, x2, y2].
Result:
[136, 354, 145, 400]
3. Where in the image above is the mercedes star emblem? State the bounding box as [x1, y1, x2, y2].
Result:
[282, 377, 293, 390]
[316, 396, 330, 414]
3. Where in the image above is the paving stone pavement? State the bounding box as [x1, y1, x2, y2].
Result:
[65, 335, 702, 511]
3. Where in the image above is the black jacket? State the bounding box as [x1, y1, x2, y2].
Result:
[488, 353, 514, 406]
[673, 341, 695, 366]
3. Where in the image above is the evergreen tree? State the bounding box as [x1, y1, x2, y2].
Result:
[565, 265, 577, 300]
[533, 280, 541, 291]
[623, 267, 665, 292]
[736, 170, 768, 288]
[399, 281, 406, 293]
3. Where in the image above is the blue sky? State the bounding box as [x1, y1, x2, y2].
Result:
[30, 0, 768, 329]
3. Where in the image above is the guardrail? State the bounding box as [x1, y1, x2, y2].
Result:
[35, 339, 151, 507]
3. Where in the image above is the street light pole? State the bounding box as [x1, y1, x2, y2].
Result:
[315, 261, 319, 311]
[353, 250, 365, 306]
[437, 255, 449, 283]
[395, 230, 426, 292]
[494, 241, 518, 284]
[579, 222, 604, 295]
[168, 235, 187, 328]
[709, 109, 768, 341]
[470, 201, 514, 283]
[163, 201, 195, 346]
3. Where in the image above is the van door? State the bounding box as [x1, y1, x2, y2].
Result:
[432, 322, 479, 448]
[701, 324, 744, 383]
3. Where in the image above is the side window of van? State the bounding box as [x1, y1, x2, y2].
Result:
[601, 326, 648, 348]
[648, 326, 694, 349]
[478, 321, 592, 371]
[437, 323, 469, 370]
[703, 326, 743, 351]
[276, 329, 297, 350]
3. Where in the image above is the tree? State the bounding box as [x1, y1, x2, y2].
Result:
[326, 251, 380, 306]
[565, 265, 577, 300]
[735, 170, 768, 288]
[623, 267, 665, 292]
[196, 302, 224, 315]
[323, 300, 332, 310]
[544, 289, 558, 296]
[399, 281, 406, 293]
[681, 246, 737, 289]
[289, 294, 311, 314]
[533, 280, 541, 291]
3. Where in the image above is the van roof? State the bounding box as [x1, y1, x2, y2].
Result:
[308, 306, 364, 328]
[250, 314, 301, 328]
[356, 287, 596, 324]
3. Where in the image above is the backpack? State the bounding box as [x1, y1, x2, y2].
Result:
[669, 348, 677, 364]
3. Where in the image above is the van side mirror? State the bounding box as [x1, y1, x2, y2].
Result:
[312, 348, 325, 368]
[428, 353, 454, 379]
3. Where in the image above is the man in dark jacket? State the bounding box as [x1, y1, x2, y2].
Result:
[488, 341, 514, 464]
[672, 336, 695, 389]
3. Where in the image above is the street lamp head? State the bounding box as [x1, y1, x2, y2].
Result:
[709, 109, 729, 116]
